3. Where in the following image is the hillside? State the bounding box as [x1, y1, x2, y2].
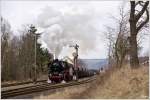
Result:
[34, 64, 149, 99]
[79, 64, 149, 99]
[79, 59, 108, 70]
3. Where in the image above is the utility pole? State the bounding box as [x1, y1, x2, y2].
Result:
[69, 44, 79, 80]
[29, 25, 41, 84]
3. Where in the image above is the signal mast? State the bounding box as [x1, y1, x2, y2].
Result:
[69, 44, 79, 80]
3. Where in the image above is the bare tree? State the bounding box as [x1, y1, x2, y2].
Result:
[104, 5, 129, 68]
[104, 26, 116, 67]
[1, 17, 12, 81]
[129, 1, 149, 68]
[114, 6, 129, 68]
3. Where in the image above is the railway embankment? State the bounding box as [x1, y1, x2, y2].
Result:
[74, 64, 149, 99]
[36, 64, 148, 99]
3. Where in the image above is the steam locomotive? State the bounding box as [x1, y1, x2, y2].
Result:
[47, 59, 94, 83]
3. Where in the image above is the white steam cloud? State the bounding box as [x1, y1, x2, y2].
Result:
[37, 6, 99, 59]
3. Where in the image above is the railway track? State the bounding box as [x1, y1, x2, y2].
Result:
[1, 79, 47, 87]
[1, 76, 96, 99]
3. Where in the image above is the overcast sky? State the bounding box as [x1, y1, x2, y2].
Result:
[1, 0, 149, 59]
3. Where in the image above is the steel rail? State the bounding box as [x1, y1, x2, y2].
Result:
[1, 76, 96, 99]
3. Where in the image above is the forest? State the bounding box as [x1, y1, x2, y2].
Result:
[1, 21, 53, 82]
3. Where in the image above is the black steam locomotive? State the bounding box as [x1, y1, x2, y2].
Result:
[47, 59, 94, 83]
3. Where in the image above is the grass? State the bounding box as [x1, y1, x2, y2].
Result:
[33, 64, 149, 99]
[88, 64, 149, 99]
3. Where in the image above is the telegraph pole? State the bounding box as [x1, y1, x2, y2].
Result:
[29, 25, 41, 84]
[34, 33, 41, 83]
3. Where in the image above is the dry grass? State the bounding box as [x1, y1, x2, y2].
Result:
[88, 64, 149, 99]
[34, 83, 91, 99]
[2, 75, 47, 85]
[33, 64, 149, 99]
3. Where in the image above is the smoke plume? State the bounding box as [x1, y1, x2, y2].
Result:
[36, 6, 98, 59]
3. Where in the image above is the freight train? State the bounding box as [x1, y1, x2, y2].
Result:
[47, 59, 94, 83]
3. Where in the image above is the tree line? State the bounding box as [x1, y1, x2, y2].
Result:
[1, 18, 53, 82]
